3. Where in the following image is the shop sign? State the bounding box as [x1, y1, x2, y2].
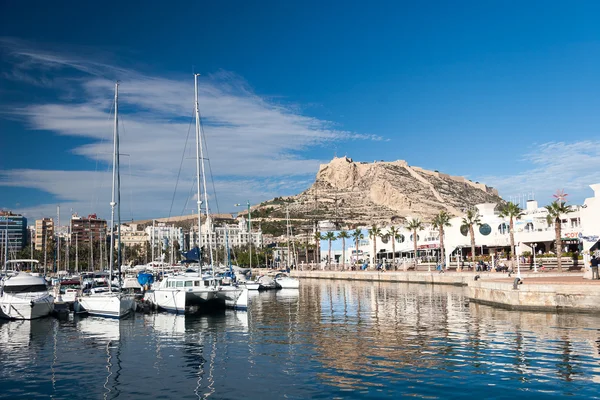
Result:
[579, 233, 599, 242]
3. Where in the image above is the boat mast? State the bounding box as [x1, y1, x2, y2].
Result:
[194, 74, 203, 273]
[116, 82, 122, 288]
[108, 82, 119, 291]
[194, 74, 214, 270]
[286, 206, 291, 268]
[247, 200, 252, 271]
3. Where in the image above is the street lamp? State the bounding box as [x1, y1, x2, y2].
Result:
[533, 243, 538, 273]
[235, 201, 252, 270]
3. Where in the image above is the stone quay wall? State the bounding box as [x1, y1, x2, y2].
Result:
[469, 279, 600, 313]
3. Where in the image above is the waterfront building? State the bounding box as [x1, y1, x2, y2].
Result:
[120, 224, 150, 249]
[189, 216, 263, 251]
[0, 211, 27, 250]
[70, 214, 107, 244]
[321, 183, 600, 268]
[145, 223, 184, 253]
[34, 218, 54, 250]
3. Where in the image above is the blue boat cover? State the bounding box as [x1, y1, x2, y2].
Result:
[180, 247, 201, 263]
[137, 273, 154, 286]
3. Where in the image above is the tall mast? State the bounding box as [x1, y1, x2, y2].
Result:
[194, 74, 214, 269]
[287, 206, 291, 268]
[116, 82, 122, 287]
[57, 205, 60, 271]
[75, 233, 78, 273]
[194, 74, 203, 272]
[108, 82, 119, 291]
[247, 200, 252, 270]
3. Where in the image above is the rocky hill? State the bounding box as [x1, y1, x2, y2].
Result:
[255, 156, 503, 229]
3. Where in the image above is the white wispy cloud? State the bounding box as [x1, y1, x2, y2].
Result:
[0, 38, 381, 221]
[479, 140, 600, 204]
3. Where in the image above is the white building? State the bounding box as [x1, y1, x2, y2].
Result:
[323, 183, 600, 269]
[189, 216, 262, 250]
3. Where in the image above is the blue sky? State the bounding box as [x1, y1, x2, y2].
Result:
[2, 1, 600, 223]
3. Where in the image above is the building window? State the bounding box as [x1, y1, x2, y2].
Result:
[409, 234, 420, 241]
[479, 224, 491, 236]
[498, 223, 509, 234]
[460, 226, 469, 236]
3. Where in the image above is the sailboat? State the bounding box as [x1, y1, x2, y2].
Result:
[76, 83, 135, 318]
[148, 74, 247, 313]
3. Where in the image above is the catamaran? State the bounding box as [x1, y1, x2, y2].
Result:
[75, 83, 135, 318]
[147, 74, 247, 313]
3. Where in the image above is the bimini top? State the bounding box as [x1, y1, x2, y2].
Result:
[2, 272, 49, 293]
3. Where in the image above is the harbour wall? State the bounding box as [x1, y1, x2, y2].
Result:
[278, 270, 600, 313]
[469, 279, 600, 313]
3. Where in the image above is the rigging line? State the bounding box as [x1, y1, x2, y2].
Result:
[169, 108, 195, 219]
[118, 116, 134, 222]
[181, 174, 197, 217]
[91, 98, 116, 215]
[198, 109, 220, 215]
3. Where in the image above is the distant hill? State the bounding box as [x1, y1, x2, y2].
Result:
[254, 156, 503, 229]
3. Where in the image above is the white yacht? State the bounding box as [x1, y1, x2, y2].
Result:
[274, 273, 300, 289]
[0, 260, 54, 320]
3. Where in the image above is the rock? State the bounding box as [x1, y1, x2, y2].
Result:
[259, 156, 503, 227]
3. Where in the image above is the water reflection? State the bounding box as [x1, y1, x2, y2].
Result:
[1, 280, 600, 399]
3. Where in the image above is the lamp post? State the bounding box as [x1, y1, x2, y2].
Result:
[235, 201, 252, 270]
[533, 243, 538, 273]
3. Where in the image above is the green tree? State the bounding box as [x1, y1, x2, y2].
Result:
[461, 209, 482, 272]
[498, 202, 524, 265]
[351, 228, 364, 268]
[323, 231, 337, 269]
[406, 218, 424, 270]
[545, 201, 573, 272]
[431, 211, 452, 270]
[337, 230, 350, 270]
[368, 225, 382, 269]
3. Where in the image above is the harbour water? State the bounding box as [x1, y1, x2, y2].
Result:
[1, 279, 600, 399]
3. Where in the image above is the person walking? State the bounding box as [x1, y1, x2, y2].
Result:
[591, 256, 599, 280]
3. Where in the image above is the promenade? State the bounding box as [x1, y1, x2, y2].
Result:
[284, 269, 600, 313]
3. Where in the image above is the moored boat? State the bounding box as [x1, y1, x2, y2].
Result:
[0, 261, 54, 320]
[274, 273, 300, 289]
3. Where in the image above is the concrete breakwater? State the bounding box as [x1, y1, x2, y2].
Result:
[281, 270, 600, 313]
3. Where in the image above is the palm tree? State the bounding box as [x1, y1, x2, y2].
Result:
[498, 202, 524, 266]
[337, 230, 350, 270]
[545, 201, 573, 272]
[431, 211, 452, 270]
[351, 228, 364, 269]
[323, 231, 337, 269]
[313, 231, 323, 268]
[368, 225, 382, 269]
[406, 218, 424, 270]
[388, 226, 400, 269]
[461, 209, 482, 272]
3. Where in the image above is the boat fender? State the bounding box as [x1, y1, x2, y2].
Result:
[513, 278, 522, 290]
[30, 300, 35, 308]
[474, 275, 480, 281]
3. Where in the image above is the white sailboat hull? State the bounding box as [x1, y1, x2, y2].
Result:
[76, 293, 135, 318]
[217, 287, 248, 310]
[0, 293, 54, 320]
[149, 287, 221, 314]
